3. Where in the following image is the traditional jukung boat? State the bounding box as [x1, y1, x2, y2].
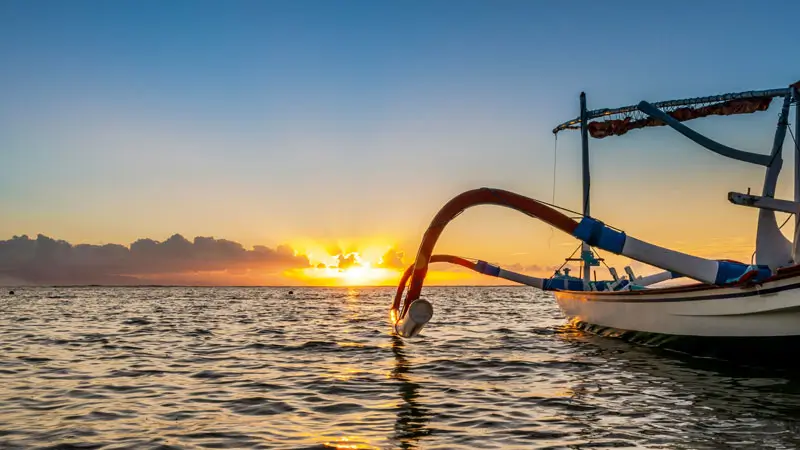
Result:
[390, 80, 800, 360]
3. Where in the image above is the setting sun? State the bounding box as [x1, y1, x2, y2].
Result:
[301, 263, 399, 286]
[284, 248, 402, 286]
[280, 244, 499, 287]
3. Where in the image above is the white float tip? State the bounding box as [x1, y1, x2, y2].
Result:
[394, 299, 434, 338]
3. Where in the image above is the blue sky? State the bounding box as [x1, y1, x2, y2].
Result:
[1, 0, 798, 272]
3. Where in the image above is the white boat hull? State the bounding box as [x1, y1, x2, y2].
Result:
[554, 271, 800, 338]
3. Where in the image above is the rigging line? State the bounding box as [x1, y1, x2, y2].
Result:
[535, 200, 584, 218]
[427, 188, 619, 234]
[779, 212, 792, 230]
[592, 247, 620, 282]
[555, 243, 582, 273]
[762, 108, 790, 168]
[593, 247, 613, 271]
[547, 135, 558, 248]
[552, 134, 558, 205]
[532, 197, 627, 233]
[751, 213, 793, 265]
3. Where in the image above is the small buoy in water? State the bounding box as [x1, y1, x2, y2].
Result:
[288, 290, 294, 295]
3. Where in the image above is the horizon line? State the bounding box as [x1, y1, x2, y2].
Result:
[2, 284, 530, 289]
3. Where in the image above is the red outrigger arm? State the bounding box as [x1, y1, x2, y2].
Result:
[391, 188, 772, 333]
[392, 188, 579, 321]
[391, 254, 503, 312]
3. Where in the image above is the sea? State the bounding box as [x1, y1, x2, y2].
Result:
[2, 286, 800, 449]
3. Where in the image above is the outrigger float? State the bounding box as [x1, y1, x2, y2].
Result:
[391, 80, 800, 360]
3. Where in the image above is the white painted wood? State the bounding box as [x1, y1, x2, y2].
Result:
[728, 191, 800, 214]
[554, 274, 800, 337]
[635, 271, 674, 287]
[622, 237, 719, 284]
[497, 269, 545, 289]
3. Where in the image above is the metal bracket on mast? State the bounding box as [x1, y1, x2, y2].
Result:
[728, 192, 800, 215]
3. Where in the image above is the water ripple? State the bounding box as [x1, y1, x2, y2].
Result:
[2, 287, 800, 449]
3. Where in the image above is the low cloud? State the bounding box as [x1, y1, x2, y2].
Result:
[326, 245, 345, 258]
[0, 234, 309, 286]
[336, 253, 359, 270]
[376, 248, 405, 269]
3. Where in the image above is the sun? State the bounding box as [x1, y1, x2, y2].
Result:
[338, 262, 397, 286]
[282, 241, 501, 286]
[289, 262, 399, 286]
[283, 247, 403, 286]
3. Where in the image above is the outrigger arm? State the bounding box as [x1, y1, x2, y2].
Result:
[636, 101, 773, 166]
[390, 188, 772, 337]
[390, 82, 799, 338]
[638, 94, 795, 269]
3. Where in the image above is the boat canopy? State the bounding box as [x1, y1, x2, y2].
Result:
[552, 84, 798, 138]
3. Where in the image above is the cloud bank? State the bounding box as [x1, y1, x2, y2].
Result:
[0, 234, 310, 286]
[376, 249, 405, 269]
[0, 235, 668, 287]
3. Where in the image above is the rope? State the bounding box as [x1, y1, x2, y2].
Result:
[552, 134, 558, 205]
[594, 247, 614, 273]
[780, 213, 792, 230]
[555, 243, 582, 273]
[527, 198, 629, 233]
[547, 135, 558, 248]
[764, 107, 793, 167]
[428, 188, 587, 231]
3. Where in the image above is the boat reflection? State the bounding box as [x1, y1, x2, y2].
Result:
[389, 335, 431, 449]
[555, 324, 800, 447]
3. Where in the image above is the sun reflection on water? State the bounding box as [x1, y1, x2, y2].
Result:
[322, 436, 381, 449]
[390, 335, 431, 449]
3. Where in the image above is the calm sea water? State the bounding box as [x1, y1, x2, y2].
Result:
[2, 286, 800, 449]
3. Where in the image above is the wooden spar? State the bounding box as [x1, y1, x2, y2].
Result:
[580, 92, 591, 285]
[636, 100, 772, 166]
[553, 87, 792, 134]
[794, 86, 800, 263]
[763, 95, 792, 198]
[754, 95, 793, 268]
[795, 87, 800, 221]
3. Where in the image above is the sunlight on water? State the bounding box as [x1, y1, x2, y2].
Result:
[1, 286, 800, 449]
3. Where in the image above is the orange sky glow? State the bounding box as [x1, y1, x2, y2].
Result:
[135, 232, 768, 287]
[0, 209, 779, 287]
[282, 241, 500, 287]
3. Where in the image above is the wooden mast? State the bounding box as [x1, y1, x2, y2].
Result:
[580, 92, 592, 285]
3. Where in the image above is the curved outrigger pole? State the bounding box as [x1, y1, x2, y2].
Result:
[391, 81, 800, 338]
[634, 92, 794, 269]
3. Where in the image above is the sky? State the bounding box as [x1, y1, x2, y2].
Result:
[0, 0, 799, 286]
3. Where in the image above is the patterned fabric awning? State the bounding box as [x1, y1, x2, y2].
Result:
[588, 97, 774, 139]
